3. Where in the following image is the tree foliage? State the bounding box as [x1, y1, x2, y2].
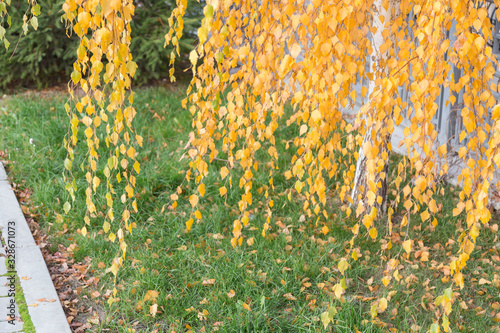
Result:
[167, 0, 500, 330]
[2, 0, 500, 331]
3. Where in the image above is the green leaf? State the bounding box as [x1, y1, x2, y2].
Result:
[63, 202, 71, 214]
[444, 287, 452, 302]
[320, 311, 331, 329]
[205, 4, 213, 18]
[3, 38, 9, 50]
[340, 277, 346, 289]
[328, 306, 337, 319]
[126, 61, 138, 77]
[442, 314, 450, 332]
[107, 157, 114, 169]
[430, 323, 440, 333]
[71, 71, 81, 84]
[0, 26, 5, 40]
[30, 17, 38, 31]
[370, 303, 378, 318]
[64, 158, 72, 171]
[32, 4, 41, 16]
[216, 52, 223, 63]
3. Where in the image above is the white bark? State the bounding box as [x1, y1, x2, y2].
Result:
[351, 0, 399, 217]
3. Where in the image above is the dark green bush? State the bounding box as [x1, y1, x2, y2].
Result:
[0, 0, 202, 90]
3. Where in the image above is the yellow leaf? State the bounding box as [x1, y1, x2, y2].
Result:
[420, 209, 430, 222]
[246, 237, 255, 246]
[311, 109, 321, 122]
[227, 290, 235, 298]
[195, 210, 202, 220]
[295, 180, 304, 193]
[127, 147, 136, 159]
[198, 183, 206, 197]
[378, 298, 388, 313]
[109, 0, 122, 12]
[278, 54, 293, 77]
[369, 227, 377, 239]
[133, 161, 140, 174]
[242, 302, 251, 311]
[136, 135, 143, 147]
[338, 258, 349, 275]
[189, 50, 198, 67]
[78, 12, 91, 31]
[220, 167, 229, 179]
[289, 43, 301, 59]
[299, 124, 308, 135]
[321, 226, 329, 235]
[382, 275, 391, 287]
[403, 239, 412, 254]
[332, 283, 343, 298]
[186, 218, 194, 232]
[189, 194, 199, 207]
[219, 186, 227, 196]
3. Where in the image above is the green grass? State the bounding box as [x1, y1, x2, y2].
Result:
[14, 279, 36, 333]
[0, 231, 35, 332]
[1, 86, 500, 332]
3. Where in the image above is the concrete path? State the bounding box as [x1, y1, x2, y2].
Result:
[0, 162, 71, 333]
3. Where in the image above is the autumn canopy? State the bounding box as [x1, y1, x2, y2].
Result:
[1, 0, 500, 331]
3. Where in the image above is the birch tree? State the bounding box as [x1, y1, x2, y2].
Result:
[351, 0, 400, 218]
[2, 0, 498, 331]
[165, 0, 500, 330]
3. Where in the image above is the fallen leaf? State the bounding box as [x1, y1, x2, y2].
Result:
[150, 303, 158, 317]
[36, 298, 56, 302]
[478, 278, 491, 285]
[202, 279, 215, 286]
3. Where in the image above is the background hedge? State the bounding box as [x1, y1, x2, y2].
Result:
[0, 0, 202, 90]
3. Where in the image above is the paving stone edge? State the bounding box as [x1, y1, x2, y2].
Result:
[0, 162, 71, 333]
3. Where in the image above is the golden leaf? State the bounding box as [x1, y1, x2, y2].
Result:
[402, 239, 412, 254]
[289, 43, 301, 59]
[189, 194, 199, 207]
[186, 218, 194, 232]
[378, 298, 388, 313]
[338, 258, 349, 275]
[198, 183, 206, 197]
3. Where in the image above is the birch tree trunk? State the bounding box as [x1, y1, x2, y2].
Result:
[351, 0, 399, 218]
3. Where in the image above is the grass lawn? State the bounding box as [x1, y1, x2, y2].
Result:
[0, 85, 500, 332]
